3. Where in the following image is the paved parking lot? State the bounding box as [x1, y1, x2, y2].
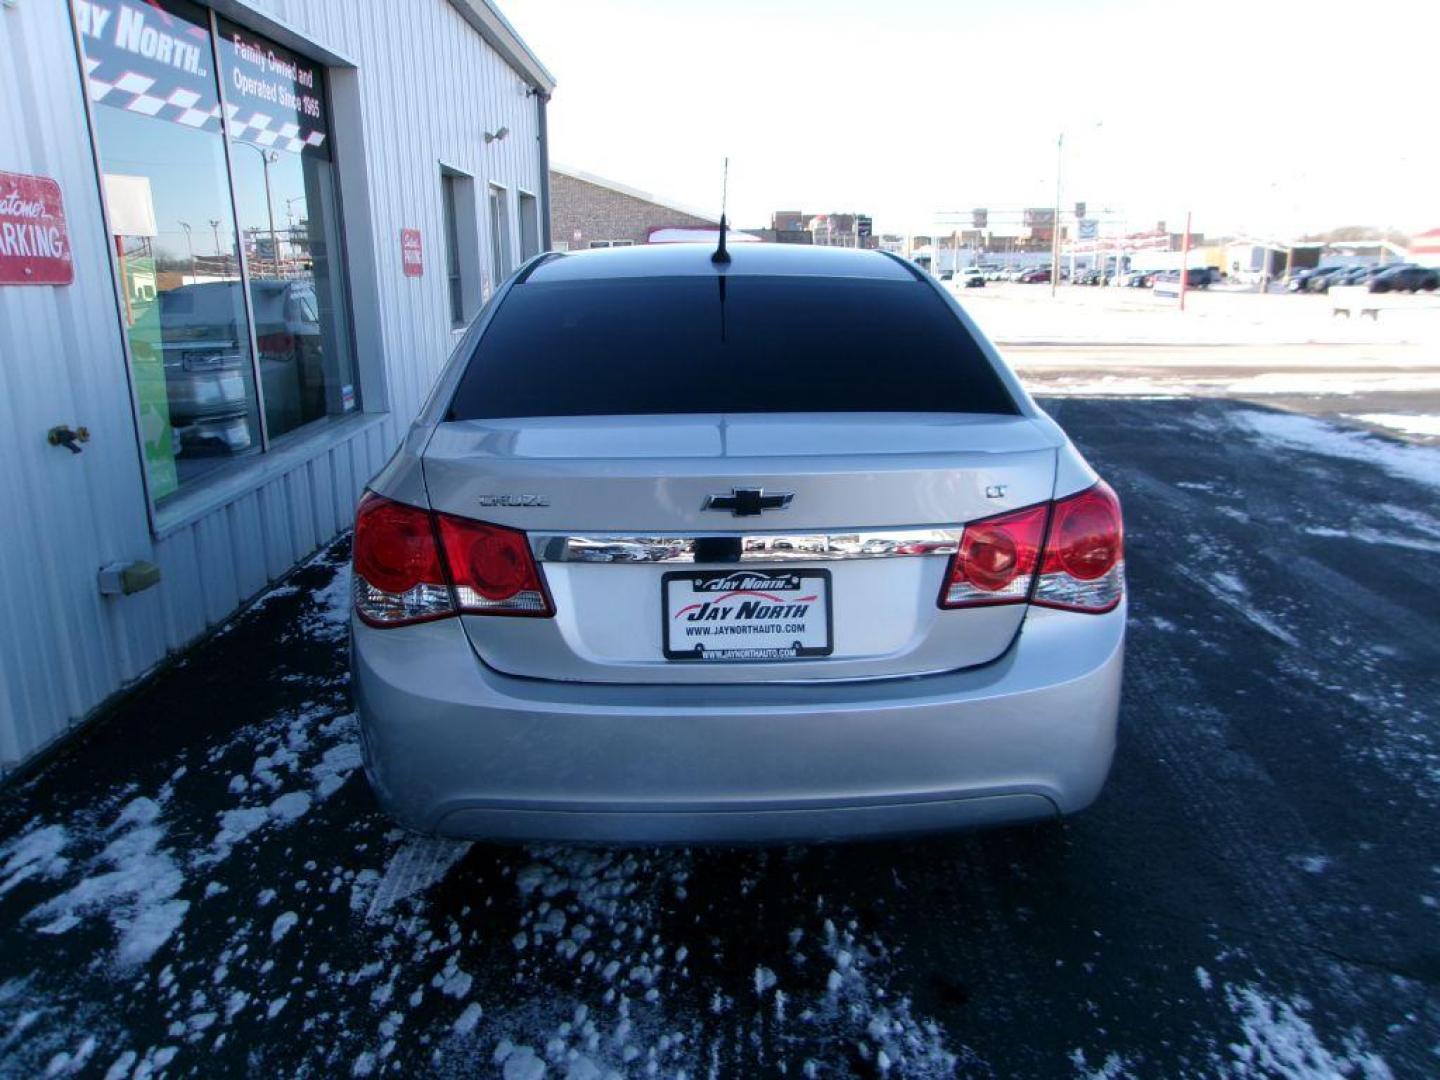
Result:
[2, 397, 1437, 1078]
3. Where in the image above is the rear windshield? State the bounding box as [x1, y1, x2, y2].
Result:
[446, 275, 1017, 420]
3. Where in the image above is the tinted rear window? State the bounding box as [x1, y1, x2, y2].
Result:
[447, 275, 1016, 420]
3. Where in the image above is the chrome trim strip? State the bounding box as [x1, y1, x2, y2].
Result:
[530, 528, 964, 564]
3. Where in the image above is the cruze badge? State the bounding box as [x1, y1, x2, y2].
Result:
[475, 494, 549, 508]
[703, 487, 794, 516]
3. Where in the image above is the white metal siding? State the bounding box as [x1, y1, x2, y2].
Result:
[0, 0, 546, 772]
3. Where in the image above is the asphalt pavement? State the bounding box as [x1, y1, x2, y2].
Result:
[1, 397, 1437, 1079]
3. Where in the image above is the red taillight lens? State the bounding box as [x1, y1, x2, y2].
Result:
[352, 493, 453, 626]
[1035, 481, 1124, 613]
[938, 481, 1124, 613]
[435, 514, 553, 616]
[940, 504, 1049, 608]
[352, 494, 553, 625]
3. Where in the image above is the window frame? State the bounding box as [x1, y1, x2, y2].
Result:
[517, 188, 540, 262]
[488, 182, 514, 283]
[70, 1, 367, 531]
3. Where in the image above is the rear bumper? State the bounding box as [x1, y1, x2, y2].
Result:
[351, 603, 1124, 844]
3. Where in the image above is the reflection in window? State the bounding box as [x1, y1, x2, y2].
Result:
[78, 0, 359, 504]
[79, 0, 261, 500]
[518, 191, 540, 261]
[489, 184, 513, 282]
[442, 174, 464, 326]
[217, 19, 358, 441]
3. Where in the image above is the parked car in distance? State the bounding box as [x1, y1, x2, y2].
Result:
[1368, 264, 1440, 293]
[1153, 268, 1213, 289]
[1328, 265, 1381, 289]
[350, 242, 1126, 844]
[956, 267, 986, 288]
[1286, 267, 1328, 292]
[1305, 267, 1349, 293]
[1017, 267, 1052, 284]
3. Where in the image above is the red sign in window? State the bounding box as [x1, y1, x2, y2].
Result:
[0, 171, 74, 286]
[401, 228, 423, 277]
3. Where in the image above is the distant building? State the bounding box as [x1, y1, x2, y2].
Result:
[1412, 228, 1440, 268]
[549, 165, 724, 249]
[749, 210, 812, 245]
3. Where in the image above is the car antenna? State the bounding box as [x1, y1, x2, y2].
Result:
[711, 157, 731, 264]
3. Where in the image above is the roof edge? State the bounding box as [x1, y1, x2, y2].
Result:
[550, 163, 720, 224]
[448, 0, 556, 92]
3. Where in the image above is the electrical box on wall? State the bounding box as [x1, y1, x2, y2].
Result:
[98, 561, 161, 597]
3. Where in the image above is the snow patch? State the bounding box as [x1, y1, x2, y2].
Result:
[365, 837, 471, 921]
[1223, 983, 1392, 1079]
[1350, 413, 1440, 439]
[1234, 410, 1440, 491]
[24, 799, 188, 966]
[0, 825, 70, 897]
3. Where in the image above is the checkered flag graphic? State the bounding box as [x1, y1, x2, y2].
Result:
[84, 57, 221, 133]
[224, 104, 327, 156]
[84, 58, 327, 155]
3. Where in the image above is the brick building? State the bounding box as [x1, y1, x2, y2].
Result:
[549, 165, 720, 249]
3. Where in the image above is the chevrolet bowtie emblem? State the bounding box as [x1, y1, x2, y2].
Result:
[702, 487, 794, 516]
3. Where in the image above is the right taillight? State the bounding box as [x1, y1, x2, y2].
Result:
[939, 481, 1124, 614]
[352, 492, 552, 627]
[1033, 481, 1124, 613]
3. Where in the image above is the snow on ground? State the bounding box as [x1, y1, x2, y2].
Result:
[1231, 409, 1440, 490]
[1219, 983, 1393, 1079]
[1027, 369, 1440, 400]
[1349, 413, 1440, 438]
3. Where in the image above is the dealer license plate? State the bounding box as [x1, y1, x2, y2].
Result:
[662, 568, 833, 661]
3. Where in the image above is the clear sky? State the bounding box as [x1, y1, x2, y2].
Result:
[501, 0, 1436, 240]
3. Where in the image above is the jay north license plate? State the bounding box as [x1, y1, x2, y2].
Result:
[662, 568, 833, 661]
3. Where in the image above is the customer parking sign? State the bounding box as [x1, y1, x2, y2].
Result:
[0, 171, 74, 287]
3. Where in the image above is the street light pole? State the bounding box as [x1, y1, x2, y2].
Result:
[1051, 132, 1064, 297]
[236, 141, 282, 277]
[178, 220, 195, 283]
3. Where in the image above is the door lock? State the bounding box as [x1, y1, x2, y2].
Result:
[47, 425, 90, 454]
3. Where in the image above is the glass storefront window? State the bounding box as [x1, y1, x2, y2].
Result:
[76, 0, 357, 507]
[78, 0, 260, 499]
[216, 19, 357, 440]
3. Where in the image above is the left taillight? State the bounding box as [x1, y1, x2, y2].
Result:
[434, 513, 553, 617]
[352, 493, 552, 627]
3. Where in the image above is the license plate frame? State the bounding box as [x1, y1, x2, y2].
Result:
[662, 568, 834, 662]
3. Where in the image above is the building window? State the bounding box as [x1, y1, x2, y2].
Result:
[488, 183, 513, 281]
[77, 0, 358, 506]
[442, 174, 464, 326]
[517, 191, 540, 262]
[439, 167, 479, 328]
[217, 19, 357, 445]
[611, 240, 634, 247]
[588, 241, 611, 249]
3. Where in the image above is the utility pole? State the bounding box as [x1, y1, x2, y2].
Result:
[1051, 132, 1064, 297]
[179, 221, 195, 283]
[1179, 209, 1192, 312]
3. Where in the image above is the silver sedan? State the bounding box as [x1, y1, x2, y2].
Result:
[351, 242, 1125, 844]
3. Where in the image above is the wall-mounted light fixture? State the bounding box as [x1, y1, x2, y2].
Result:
[483, 126, 510, 144]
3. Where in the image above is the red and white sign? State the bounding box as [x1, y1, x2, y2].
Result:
[0, 171, 74, 286]
[401, 228, 423, 277]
